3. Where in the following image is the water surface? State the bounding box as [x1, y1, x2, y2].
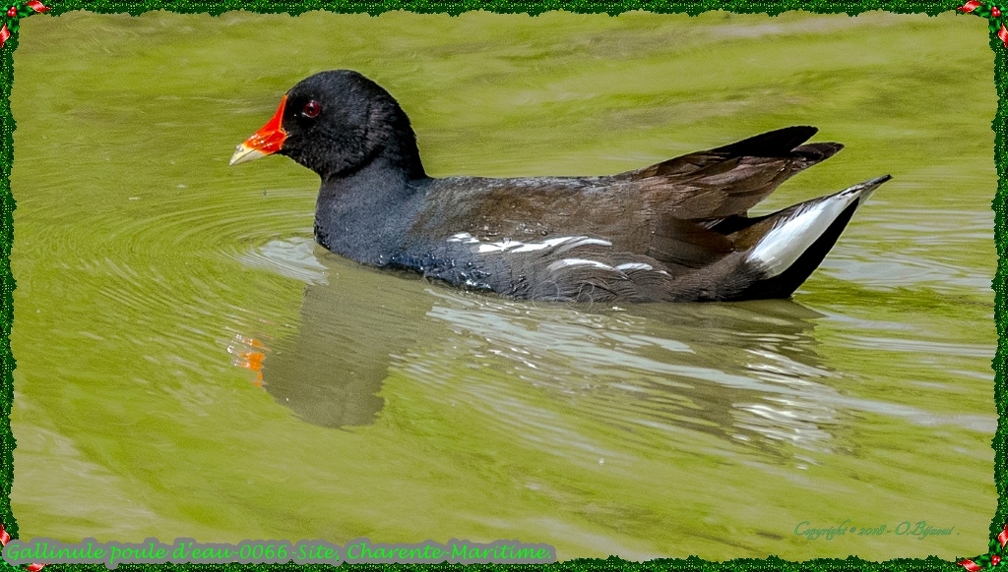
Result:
[9, 9, 998, 560]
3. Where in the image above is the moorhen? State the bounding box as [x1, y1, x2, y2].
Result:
[230, 70, 890, 303]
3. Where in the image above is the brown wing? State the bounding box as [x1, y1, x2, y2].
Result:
[623, 126, 842, 220]
[411, 175, 654, 253]
[616, 126, 843, 267]
[409, 126, 841, 274]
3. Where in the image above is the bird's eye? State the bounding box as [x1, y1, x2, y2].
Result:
[302, 100, 321, 118]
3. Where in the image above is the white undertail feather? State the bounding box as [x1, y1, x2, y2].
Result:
[745, 177, 886, 278]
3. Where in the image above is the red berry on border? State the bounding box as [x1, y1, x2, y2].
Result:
[993, 5, 1002, 16]
[993, 554, 1002, 565]
[5, 6, 15, 17]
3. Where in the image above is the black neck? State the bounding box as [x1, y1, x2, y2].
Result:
[384, 127, 427, 181]
[314, 156, 428, 265]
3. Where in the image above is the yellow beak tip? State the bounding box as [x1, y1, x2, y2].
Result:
[229, 143, 267, 166]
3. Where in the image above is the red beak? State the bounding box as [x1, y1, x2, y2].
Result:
[230, 95, 289, 166]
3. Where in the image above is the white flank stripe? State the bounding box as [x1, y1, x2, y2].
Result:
[450, 233, 611, 256]
[555, 237, 612, 254]
[477, 240, 523, 253]
[510, 236, 576, 253]
[546, 258, 615, 272]
[447, 232, 479, 244]
[615, 262, 653, 271]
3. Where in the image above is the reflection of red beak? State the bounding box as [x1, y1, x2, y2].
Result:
[230, 95, 288, 166]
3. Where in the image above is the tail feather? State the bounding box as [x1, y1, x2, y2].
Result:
[735, 175, 890, 298]
[707, 125, 820, 158]
[792, 142, 844, 163]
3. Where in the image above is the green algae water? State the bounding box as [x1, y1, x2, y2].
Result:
[8, 10, 997, 560]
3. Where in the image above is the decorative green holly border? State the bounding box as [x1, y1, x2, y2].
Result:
[0, 1, 1004, 571]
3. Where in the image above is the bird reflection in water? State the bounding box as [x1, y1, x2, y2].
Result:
[231, 238, 848, 456]
[231, 240, 433, 427]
